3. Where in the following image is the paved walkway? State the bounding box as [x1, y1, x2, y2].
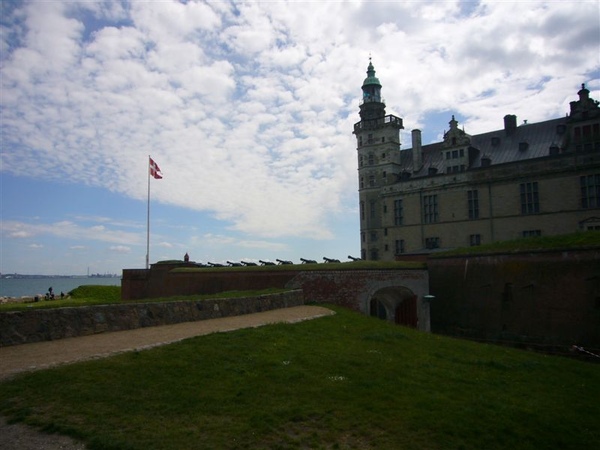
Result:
[0, 305, 335, 381]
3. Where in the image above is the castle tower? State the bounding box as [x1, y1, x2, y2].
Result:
[353, 60, 403, 260]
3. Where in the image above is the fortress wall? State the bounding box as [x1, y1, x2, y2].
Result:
[122, 266, 301, 300]
[428, 248, 600, 348]
[0, 290, 303, 347]
[287, 269, 429, 313]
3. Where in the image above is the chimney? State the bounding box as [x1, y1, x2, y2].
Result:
[504, 114, 517, 135]
[411, 129, 423, 172]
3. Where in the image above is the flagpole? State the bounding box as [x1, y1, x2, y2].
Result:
[146, 155, 151, 270]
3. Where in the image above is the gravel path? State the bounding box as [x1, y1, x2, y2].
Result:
[0, 305, 335, 449]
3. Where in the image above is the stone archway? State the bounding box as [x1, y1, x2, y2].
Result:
[368, 286, 418, 328]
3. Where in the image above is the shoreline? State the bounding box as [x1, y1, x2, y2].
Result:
[1, 295, 71, 305]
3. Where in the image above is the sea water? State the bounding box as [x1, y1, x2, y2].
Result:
[0, 277, 121, 298]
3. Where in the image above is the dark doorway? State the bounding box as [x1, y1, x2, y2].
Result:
[370, 298, 387, 320]
[395, 295, 417, 328]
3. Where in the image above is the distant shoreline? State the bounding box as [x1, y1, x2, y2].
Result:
[0, 277, 121, 299]
[1, 275, 120, 279]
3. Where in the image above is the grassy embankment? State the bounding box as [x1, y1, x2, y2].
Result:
[1, 305, 598, 450]
[0, 285, 288, 313]
[433, 230, 600, 257]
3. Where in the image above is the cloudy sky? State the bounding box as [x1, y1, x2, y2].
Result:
[1, 0, 598, 275]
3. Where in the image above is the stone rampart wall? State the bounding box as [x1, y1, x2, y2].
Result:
[0, 290, 304, 347]
[428, 248, 600, 348]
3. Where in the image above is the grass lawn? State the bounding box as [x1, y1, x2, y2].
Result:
[1, 306, 598, 450]
[0, 286, 289, 312]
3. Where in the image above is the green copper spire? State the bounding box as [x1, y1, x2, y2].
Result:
[362, 59, 381, 88]
[361, 58, 382, 103]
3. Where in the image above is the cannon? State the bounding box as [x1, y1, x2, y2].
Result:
[300, 258, 318, 264]
[208, 262, 225, 267]
[323, 257, 341, 263]
[276, 259, 294, 265]
[227, 261, 243, 267]
[241, 261, 258, 266]
[259, 260, 276, 266]
[347, 255, 362, 261]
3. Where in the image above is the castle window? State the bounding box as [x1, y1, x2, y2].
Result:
[370, 248, 379, 261]
[394, 199, 403, 225]
[360, 201, 365, 220]
[446, 152, 451, 160]
[452, 150, 458, 159]
[359, 155, 363, 167]
[368, 153, 374, 165]
[423, 195, 439, 223]
[382, 153, 386, 159]
[425, 237, 440, 249]
[360, 177, 364, 189]
[383, 204, 387, 214]
[361, 232, 365, 242]
[469, 234, 481, 246]
[370, 231, 377, 242]
[384, 228, 388, 236]
[395, 239, 405, 255]
[368, 175, 375, 187]
[520, 182, 539, 214]
[460, 148, 465, 157]
[467, 190, 479, 219]
[370, 200, 376, 219]
[581, 174, 600, 208]
[381, 137, 385, 143]
[358, 136, 363, 147]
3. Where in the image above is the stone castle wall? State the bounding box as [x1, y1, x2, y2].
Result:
[0, 290, 303, 347]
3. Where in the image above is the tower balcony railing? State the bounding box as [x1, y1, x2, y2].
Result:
[354, 114, 404, 132]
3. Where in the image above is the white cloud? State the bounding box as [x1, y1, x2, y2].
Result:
[1, 0, 598, 246]
[1, 220, 142, 246]
[109, 245, 131, 254]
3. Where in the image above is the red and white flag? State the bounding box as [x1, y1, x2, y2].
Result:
[149, 157, 162, 179]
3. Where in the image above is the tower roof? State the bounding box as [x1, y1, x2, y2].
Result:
[362, 60, 381, 88]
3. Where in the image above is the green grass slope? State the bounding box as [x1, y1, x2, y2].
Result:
[1, 306, 598, 450]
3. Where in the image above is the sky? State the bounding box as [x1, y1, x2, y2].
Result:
[1, 0, 599, 275]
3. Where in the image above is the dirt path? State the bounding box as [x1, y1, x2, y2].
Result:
[0, 305, 335, 449]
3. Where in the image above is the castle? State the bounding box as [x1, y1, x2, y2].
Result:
[354, 61, 600, 260]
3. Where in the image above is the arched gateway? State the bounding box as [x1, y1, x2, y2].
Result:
[369, 286, 418, 328]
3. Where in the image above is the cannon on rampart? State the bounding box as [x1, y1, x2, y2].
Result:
[259, 260, 276, 266]
[208, 262, 225, 267]
[227, 261, 243, 267]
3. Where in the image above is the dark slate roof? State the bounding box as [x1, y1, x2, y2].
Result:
[402, 117, 568, 178]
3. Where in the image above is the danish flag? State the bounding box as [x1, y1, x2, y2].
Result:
[149, 157, 162, 179]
